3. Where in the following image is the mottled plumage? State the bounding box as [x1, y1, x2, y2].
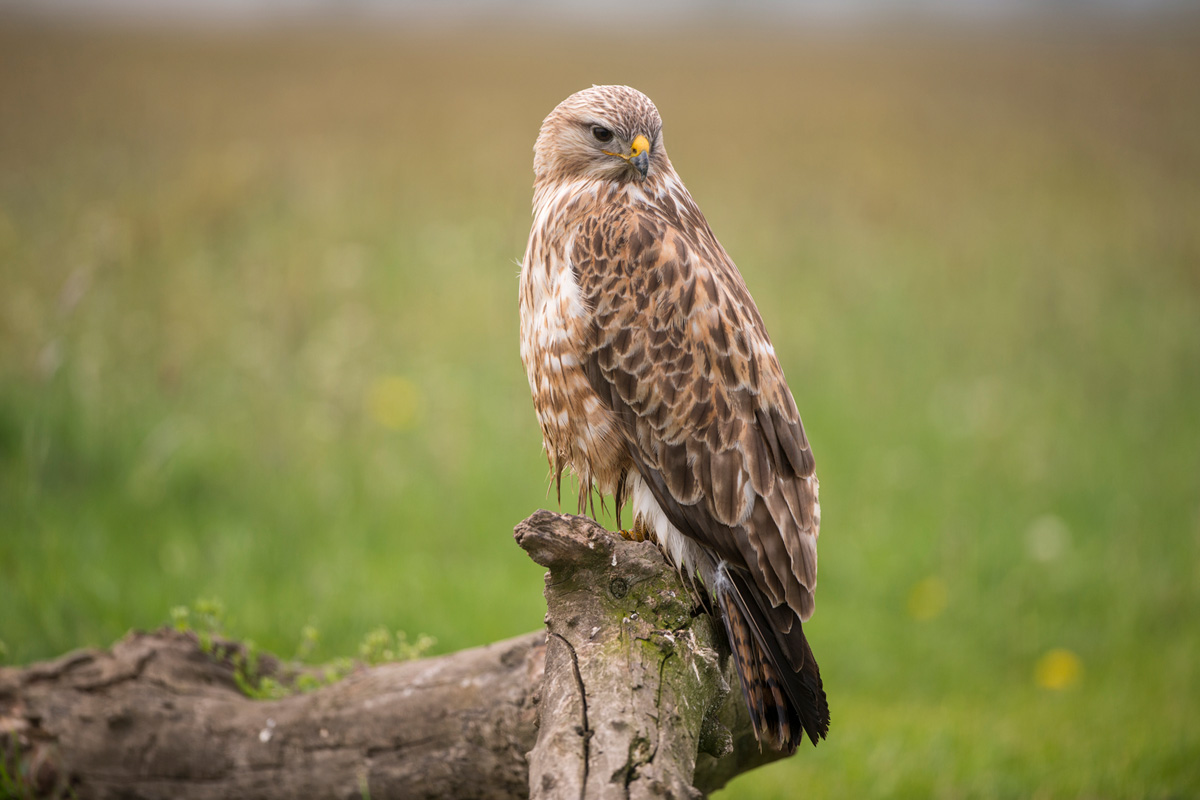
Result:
[519, 85, 829, 751]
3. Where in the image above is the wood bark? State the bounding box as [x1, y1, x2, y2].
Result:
[0, 511, 788, 799]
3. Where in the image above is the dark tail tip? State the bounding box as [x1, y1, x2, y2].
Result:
[715, 572, 830, 752]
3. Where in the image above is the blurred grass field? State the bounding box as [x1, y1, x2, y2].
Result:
[1, 21, 1199, 798]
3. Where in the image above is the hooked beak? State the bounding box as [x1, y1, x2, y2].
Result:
[628, 134, 651, 177]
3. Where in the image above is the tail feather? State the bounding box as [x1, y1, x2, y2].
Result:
[713, 562, 829, 751]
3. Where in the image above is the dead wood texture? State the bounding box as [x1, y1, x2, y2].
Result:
[0, 511, 788, 799]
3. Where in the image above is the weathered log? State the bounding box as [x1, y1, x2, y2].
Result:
[0, 627, 545, 799]
[0, 512, 788, 799]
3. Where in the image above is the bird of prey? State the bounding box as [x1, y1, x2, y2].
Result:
[519, 85, 829, 751]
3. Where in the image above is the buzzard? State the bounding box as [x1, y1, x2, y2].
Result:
[519, 85, 829, 751]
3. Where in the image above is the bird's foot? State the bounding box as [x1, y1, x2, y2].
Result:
[618, 517, 657, 544]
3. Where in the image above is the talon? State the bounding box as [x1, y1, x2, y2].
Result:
[618, 517, 658, 544]
[633, 517, 657, 545]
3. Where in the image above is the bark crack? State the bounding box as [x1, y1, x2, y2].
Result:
[76, 649, 157, 692]
[550, 632, 590, 800]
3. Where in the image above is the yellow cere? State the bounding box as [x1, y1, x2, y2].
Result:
[604, 134, 651, 161]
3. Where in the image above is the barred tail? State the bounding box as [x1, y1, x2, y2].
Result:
[712, 562, 829, 752]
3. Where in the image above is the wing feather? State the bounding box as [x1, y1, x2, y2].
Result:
[571, 196, 820, 622]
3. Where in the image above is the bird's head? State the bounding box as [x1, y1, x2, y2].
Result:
[533, 85, 665, 185]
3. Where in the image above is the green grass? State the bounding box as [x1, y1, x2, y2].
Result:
[1, 23, 1198, 798]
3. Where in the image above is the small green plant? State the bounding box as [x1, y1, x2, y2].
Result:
[171, 598, 226, 655]
[169, 600, 273, 696]
[0, 734, 31, 800]
[228, 640, 289, 701]
[295, 623, 319, 661]
[0, 735, 77, 800]
[357, 627, 435, 666]
[167, 602, 432, 700]
[294, 657, 354, 694]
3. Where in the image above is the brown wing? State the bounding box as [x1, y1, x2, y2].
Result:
[570, 194, 821, 623]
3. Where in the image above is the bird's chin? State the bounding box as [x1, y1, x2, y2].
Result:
[619, 164, 650, 184]
[588, 164, 643, 184]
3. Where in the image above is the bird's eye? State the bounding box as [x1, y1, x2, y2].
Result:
[591, 126, 614, 143]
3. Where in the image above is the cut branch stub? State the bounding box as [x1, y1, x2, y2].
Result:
[515, 510, 752, 800]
